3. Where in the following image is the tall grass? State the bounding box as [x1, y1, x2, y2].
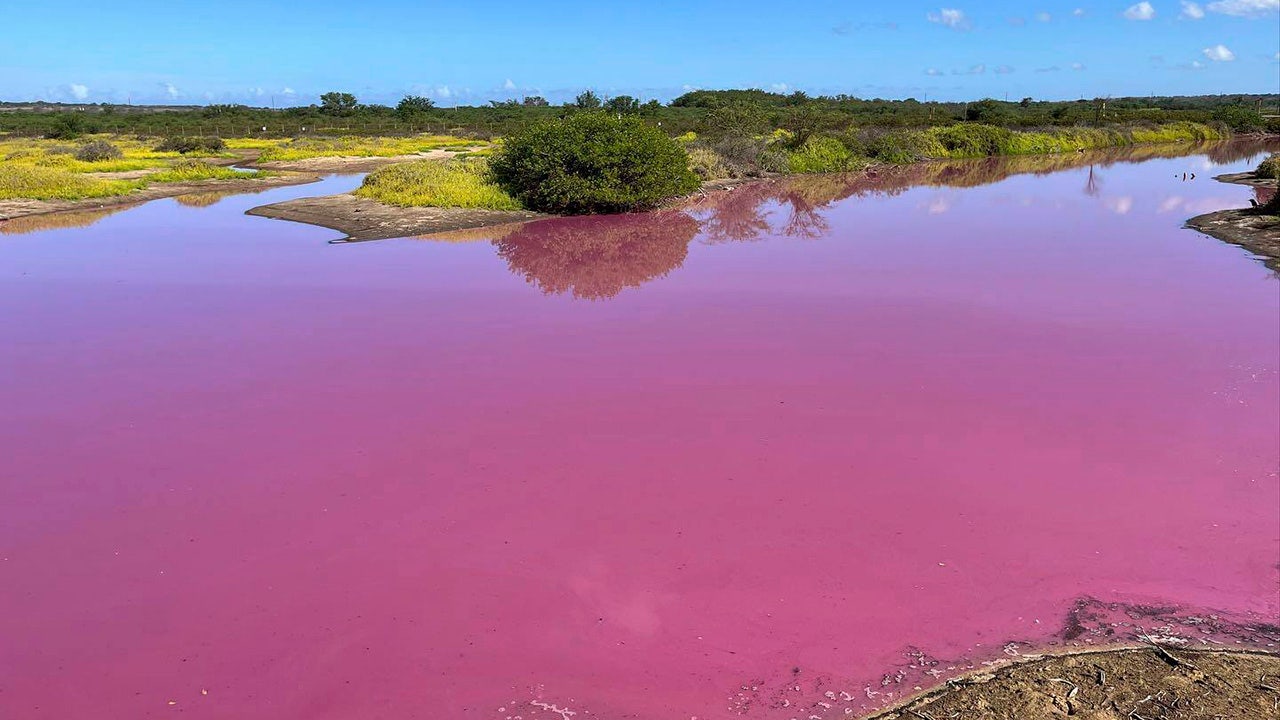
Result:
[787, 136, 869, 174]
[865, 122, 1224, 163]
[355, 159, 522, 210]
[0, 165, 141, 200]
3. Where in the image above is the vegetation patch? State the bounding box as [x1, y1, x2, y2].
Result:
[355, 159, 521, 210]
[0, 165, 141, 201]
[489, 112, 701, 214]
[254, 134, 479, 163]
[1256, 153, 1280, 180]
[154, 136, 227, 154]
[74, 140, 123, 162]
[145, 160, 266, 184]
[787, 136, 867, 174]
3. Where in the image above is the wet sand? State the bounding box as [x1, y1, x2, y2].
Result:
[246, 192, 543, 241]
[0, 171, 320, 223]
[1185, 171, 1280, 270]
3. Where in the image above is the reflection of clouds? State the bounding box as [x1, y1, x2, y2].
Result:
[923, 194, 953, 215]
[1102, 196, 1134, 215]
[1158, 195, 1250, 215]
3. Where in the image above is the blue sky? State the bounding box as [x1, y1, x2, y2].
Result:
[3, 1, 1277, 106]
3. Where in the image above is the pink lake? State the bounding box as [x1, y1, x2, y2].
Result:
[1, 143, 1278, 720]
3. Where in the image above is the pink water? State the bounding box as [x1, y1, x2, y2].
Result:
[2, 145, 1278, 720]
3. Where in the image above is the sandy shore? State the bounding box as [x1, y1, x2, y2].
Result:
[0, 172, 321, 223]
[1186, 171, 1280, 271]
[245, 192, 544, 241]
[866, 646, 1278, 720]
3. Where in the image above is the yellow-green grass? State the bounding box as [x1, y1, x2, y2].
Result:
[1, 157, 268, 202]
[145, 160, 266, 184]
[868, 122, 1224, 163]
[0, 165, 143, 201]
[355, 159, 521, 210]
[251, 134, 483, 163]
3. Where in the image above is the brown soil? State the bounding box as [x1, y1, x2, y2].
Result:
[245, 192, 543, 242]
[0, 172, 320, 223]
[1185, 172, 1280, 271]
[867, 647, 1279, 720]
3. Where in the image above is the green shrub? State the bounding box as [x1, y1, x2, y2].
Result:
[155, 136, 227, 154]
[687, 147, 730, 180]
[1257, 154, 1280, 180]
[488, 112, 701, 214]
[928, 124, 1015, 157]
[356, 159, 521, 209]
[74, 140, 123, 162]
[787, 136, 867, 174]
[44, 114, 90, 140]
[1213, 106, 1265, 133]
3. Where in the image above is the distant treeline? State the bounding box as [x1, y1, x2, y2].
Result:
[1, 90, 1276, 139]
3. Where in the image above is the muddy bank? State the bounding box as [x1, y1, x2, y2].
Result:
[867, 647, 1278, 720]
[1186, 171, 1280, 271]
[0, 172, 320, 223]
[245, 192, 543, 241]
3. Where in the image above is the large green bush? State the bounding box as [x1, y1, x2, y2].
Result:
[488, 112, 701, 214]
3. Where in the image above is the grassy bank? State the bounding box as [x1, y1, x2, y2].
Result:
[355, 159, 520, 210]
[0, 135, 269, 201]
[691, 121, 1227, 177]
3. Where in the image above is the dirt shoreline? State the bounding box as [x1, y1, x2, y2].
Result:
[864, 646, 1279, 720]
[1185, 171, 1280, 271]
[0, 171, 321, 223]
[245, 192, 544, 242]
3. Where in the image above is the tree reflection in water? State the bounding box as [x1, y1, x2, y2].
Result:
[493, 139, 1279, 299]
[493, 210, 699, 300]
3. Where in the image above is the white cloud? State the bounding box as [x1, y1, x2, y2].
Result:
[927, 8, 970, 29]
[994, 65, 1016, 74]
[1206, 0, 1279, 17]
[1103, 196, 1134, 214]
[503, 78, 516, 91]
[953, 63, 986, 75]
[281, 87, 296, 96]
[1203, 44, 1236, 61]
[770, 82, 790, 92]
[68, 83, 88, 100]
[1073, 7, 1086, 15]
[1124, 1, 1157, 19]
[1035, 65, 1062, 72]
[925, 67, 944, 76]
[164, 82, 180, 99]
[435, 85, 452, 98]
[924, 195, 953, 214]
[1180, 1, 1206, 17]
[1071, 62, 1087, 70]
[1036, 11, 1052, 21]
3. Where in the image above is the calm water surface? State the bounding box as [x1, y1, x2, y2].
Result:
[2, 144, 1278, 720]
